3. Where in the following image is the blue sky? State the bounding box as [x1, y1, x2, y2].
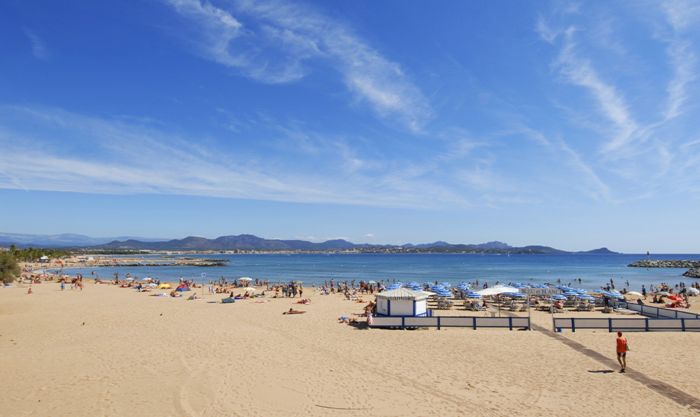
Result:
[1, 0, 699, 252]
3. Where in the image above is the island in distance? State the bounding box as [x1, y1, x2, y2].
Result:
[0, 232, 618, 255]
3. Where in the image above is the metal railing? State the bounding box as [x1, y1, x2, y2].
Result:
[369, 315, 529, 330]
[617, 301, 700, 319]
[553, 317, 700, 332]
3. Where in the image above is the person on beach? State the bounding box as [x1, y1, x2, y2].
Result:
[616, 332, 629, 373]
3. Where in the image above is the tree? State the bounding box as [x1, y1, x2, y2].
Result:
[0, 252, 21, 284]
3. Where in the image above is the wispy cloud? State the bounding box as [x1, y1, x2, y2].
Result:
[555, 27, 639, 155]
[23, 28, 49, 60]
[164, 0, 431, 131]
[0, 105, 467, 208]
[517, 127, 611, 202]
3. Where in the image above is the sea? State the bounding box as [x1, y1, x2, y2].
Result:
[56, 253, 700, 291]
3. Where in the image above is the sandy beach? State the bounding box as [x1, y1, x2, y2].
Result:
[1, 281, 699, 417]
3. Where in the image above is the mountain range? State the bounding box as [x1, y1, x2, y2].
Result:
[0, 232, 618, 254]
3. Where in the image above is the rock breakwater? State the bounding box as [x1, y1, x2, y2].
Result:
[628, 259, 700, 279]
[684, 268, 700, 278]
[628, 259, 700, 268]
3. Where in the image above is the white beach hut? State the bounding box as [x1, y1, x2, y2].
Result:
[375, 288, 430, 317]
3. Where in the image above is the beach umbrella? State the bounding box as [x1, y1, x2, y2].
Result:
[551, 294, 567, 301]
[477, 286, 520, 296]
[503, 292, 526, 298]
[440, 282, 452, 288]
[239, 277, 253, 282]
[577, 294, 595, 300]
[367, 280, 377, 285]
[687, 288, 699, 296]
[126, 277, 134, 281]
[466, 291, 482, 298]
[625, 291, 643, 298]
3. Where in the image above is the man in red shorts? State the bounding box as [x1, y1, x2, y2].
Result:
[616, 331, 629, 373]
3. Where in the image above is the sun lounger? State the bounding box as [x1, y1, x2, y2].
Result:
[536, 302, 552, 311]
[613, 308, 638, 315]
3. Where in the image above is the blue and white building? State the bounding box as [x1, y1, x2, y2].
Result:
[375, 288, 429, 317]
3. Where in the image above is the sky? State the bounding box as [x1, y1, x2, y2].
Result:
[0, 0, 699, 253]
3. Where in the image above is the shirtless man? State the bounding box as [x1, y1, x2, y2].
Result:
[616, 331, 629, 373]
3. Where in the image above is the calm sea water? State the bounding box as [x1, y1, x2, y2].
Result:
[57, 253, 700, 291]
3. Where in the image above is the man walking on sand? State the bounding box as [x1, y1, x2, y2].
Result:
[616, 331, 629, 373]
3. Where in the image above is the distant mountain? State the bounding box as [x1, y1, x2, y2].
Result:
[96, 234, 360, 252]
[0, 232, 161, 248]
[88, 234, 619, 254]
[0, 232, 621, 254]
[579, 247, 617, 254]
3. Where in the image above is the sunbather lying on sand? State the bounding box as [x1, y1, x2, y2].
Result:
[283, 308, 306, 315]
[294, 299, 311, 304]
[338, 316, 358, 324]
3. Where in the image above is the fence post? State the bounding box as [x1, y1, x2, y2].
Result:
[508, 317, 513, 331]
[608, 318, 612, 333]
[571, 318, 575, 333]
[437, 316, 441, 330]
[645, 318, 649, 332]
[401, 317, 405, 329]
[682, 319, 686, 332]
[472, 317, 477, 330]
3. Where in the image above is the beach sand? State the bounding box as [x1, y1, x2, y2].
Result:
[1, 283, 699, 417]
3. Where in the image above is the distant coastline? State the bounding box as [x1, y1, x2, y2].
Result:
[0, 232, 619, 255]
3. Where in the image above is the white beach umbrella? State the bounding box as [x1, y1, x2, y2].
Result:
[239, 277, 253, 282]
[625, 291, 643, 298]
[687, 288, 699, 296]
[476, 286, 520, 296]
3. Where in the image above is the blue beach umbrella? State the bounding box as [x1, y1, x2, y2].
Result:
[503, 292, 526, 298]
[551, 294, 567, 301]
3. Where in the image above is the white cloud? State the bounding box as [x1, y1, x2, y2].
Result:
[662, 0, 700, 31]
[164, 0, 431, 131]
[23, 28, 49, 60]
[0, 106, 468, 209]
[555, 28, 639, 155]
[535, 15, 560, 43]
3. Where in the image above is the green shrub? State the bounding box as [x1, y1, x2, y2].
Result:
[0, 252, 20, 284]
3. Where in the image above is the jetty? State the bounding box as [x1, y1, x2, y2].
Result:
[628, 259, 700, 279]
